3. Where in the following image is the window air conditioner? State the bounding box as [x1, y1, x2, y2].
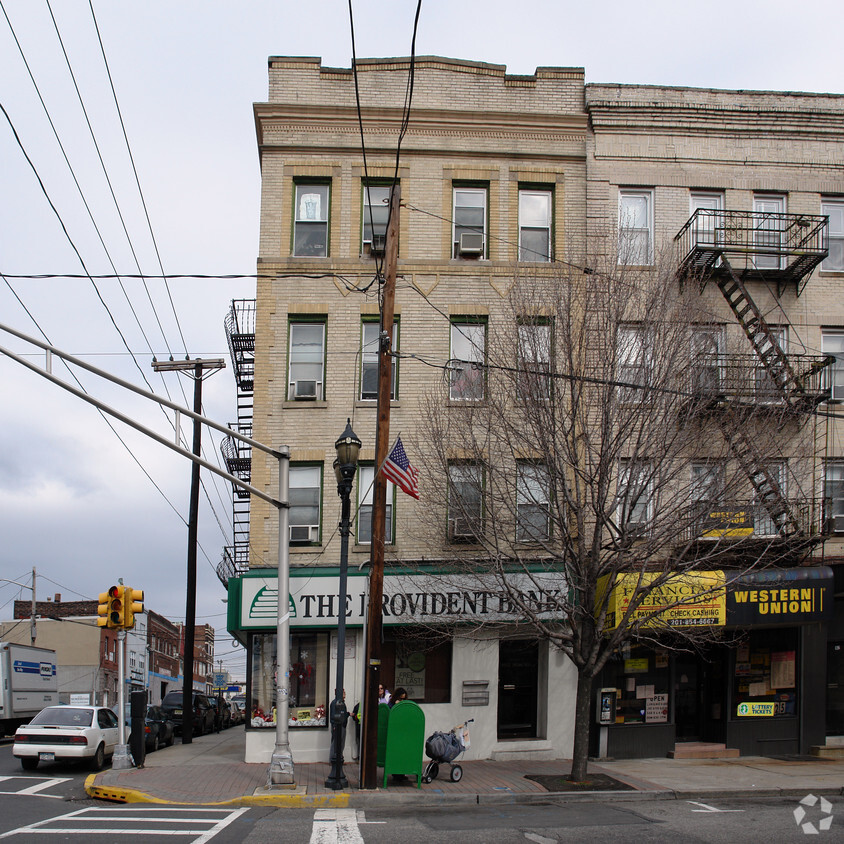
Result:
[459, 232, 484, 255]
[448, 517, 476, 540]
[290, 524, 319, 543]
[833, 514, 844, 534]
[291, 380, 320, 400]
[370, 234, 386, 255]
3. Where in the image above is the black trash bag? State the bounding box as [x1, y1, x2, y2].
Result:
[425, 730, 462, 763]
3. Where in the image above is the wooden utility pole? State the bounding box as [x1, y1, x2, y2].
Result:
[152, 358, 224, 743]
[360, 184, 400, 789]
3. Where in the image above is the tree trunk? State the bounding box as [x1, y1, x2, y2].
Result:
[570, 668, 593, 782]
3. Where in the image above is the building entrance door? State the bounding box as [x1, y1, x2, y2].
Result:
[675, 651, 726, 742]
[497, 639, 538, 739]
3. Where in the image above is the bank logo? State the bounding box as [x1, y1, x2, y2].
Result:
[249, 586, 296, 621]
[794, 794, 833, 834]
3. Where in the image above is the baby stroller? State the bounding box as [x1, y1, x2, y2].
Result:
[422, 718, 473, 783]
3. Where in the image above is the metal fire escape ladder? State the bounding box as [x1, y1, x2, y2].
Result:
[716, 257, 803, 401]
[714, 408, 801, 536]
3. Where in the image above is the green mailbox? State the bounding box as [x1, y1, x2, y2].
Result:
[383, 700, 425, 788]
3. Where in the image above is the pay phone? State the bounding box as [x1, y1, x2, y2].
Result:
[596, 688, 616, 725]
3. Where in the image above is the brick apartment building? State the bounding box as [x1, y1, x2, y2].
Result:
[221, 56, 844, 763]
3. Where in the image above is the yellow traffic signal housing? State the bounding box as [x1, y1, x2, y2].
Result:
[97, 591, 111, 628]
[123, 588, 144, 629]
[106, 585, 124, 628]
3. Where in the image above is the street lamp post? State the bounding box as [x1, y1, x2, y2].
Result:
[325, 419, 361, 791]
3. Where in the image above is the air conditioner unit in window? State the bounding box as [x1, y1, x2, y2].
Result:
[832, 514, 844, 534]
[290, 524, 319, 543]
[370, 234, 386, 255]
[459, 232, 484, 255]
[448, 517, 477, 541]
[291, 380, 321, 400]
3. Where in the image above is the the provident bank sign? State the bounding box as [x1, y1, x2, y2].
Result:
[235, 570, 567, 629]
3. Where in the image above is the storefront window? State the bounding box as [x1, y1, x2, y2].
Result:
[248, 632, 330, 728]
[602, 644, 670, 724]
[732, 628, 797, 718]
[382, 634, 452, 703]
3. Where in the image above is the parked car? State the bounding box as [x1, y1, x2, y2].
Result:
[143, 706, 176, 751]
[160, 691, 215, 736]
[228, 699, 244, 726]
[13, 705, 119, 771]
[209, 697, 232, 731]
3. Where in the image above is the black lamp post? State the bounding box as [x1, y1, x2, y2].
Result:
[325, 418, 361, 790]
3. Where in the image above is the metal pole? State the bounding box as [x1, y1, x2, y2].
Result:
[326, 466, 352, 790]
[269, 447, 294, 785]
[30, 567, 36, 646]
[112, 628, 132, 769]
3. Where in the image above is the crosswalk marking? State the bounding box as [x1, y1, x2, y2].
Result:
[309, 808, 365, 844]
[0, 775, 71, 799]
[0, 807, 248, 841]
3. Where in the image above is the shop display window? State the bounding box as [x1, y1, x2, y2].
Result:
[732, 628, 797, 718]
[602, 644, 670, 724]
[248, 632, 329, 728]
[381, 634, 452, 703]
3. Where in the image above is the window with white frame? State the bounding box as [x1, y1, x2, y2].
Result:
[616, 460, 653, 533]
[755, 462, 787, 537]
[617, 325, 651, 401]
[822, 200, 844, 271]
[753, 194, 786, 271]
[618, 190, 653, 265]
[450, 320, 486, 401]
[691, 326, 723, 396]
[519, 189, 552, 261]
[293, 183, 330, 257]
[289, 465, 321, 544]
[690, 461, 724, 536]
[822, 330, 844, 402]
[689, 191, 724, 248]
[517, 321, 552, 400]
[826, 462, 844, 534]
[357, 465, 394, 544]
[755, 325, 787, 400]
[516, 463, 551, 542]
[360, 320, 397, 401]
[362, 184, 391, 255]
[448, 463, 484, 541]
[453, 186, 487, 258]
[288, 321, 325, 400]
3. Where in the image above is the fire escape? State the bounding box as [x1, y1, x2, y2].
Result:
[217, 300, 255, 588]
[675, 209, 833, 557]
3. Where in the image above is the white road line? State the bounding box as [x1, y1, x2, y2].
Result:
[688, 801, 744, 813]
[0, 775, 71, 799]
[309, 808, 365, 844]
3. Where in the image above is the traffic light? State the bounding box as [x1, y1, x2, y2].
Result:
[123, 588, 144, 629]
[106, 585, 124, 628]
[97, 591, 110, 628]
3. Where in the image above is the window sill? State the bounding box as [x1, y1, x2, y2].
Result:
[282, 400, 328, 409]
[446, 399, 487, 407]
[355, 400, 401, 409]
[290, 545, 323, 553]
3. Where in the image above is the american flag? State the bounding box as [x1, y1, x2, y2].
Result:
[381, 436, 420, 499]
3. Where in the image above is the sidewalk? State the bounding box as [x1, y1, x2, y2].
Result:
[85, 729, 844, 808]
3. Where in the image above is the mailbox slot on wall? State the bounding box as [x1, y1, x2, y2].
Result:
[462, 680, 490, 706]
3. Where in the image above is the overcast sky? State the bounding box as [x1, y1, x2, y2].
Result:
[1, 0, 842, 679]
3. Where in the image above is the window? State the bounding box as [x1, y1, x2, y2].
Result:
[618, 190, 653, 265]
[248, 632, 329, 728]
[288, 321, 325, 400]
[826, 462, 844, 534]
[616, 460, 653, 533]
[360, 320, 397, 401]
[289, 465, 321, 544]
[519, 189, 552, 261]
[755, 462, 787, 537]
[453, 186, 487, 258]
[689, 192, 724, 248]
[450, 320, 486, 401]
[690, 326, 722, 396]
[448, 463, 484, 541]
[755, 325, 787, 400]
[822, 330, 844, 402]
[753, 194, 786, 270]
[382, 634, 452, 704]
[362, 184, 391, 255]
[357, 465, 394, 544]
[293, 183, 330, 257]
[690, 462, 723, 537]
[517, 463, 551, 542]
[822, 200, 844, 271]
[617, 325, 650, 401]
[517, 321, 552, 400]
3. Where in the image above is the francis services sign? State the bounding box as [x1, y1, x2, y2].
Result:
[229, 568, 567, 630]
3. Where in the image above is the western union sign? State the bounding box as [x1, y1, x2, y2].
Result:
[726, 567, 833, 627]
[600, 571, 726, 632]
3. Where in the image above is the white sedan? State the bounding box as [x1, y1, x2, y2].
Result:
[13, 705, 120, 771]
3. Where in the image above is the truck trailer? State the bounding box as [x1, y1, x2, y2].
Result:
[0, 642, 58, 735]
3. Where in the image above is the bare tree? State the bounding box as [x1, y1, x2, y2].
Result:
[410, 253, 822, 781]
